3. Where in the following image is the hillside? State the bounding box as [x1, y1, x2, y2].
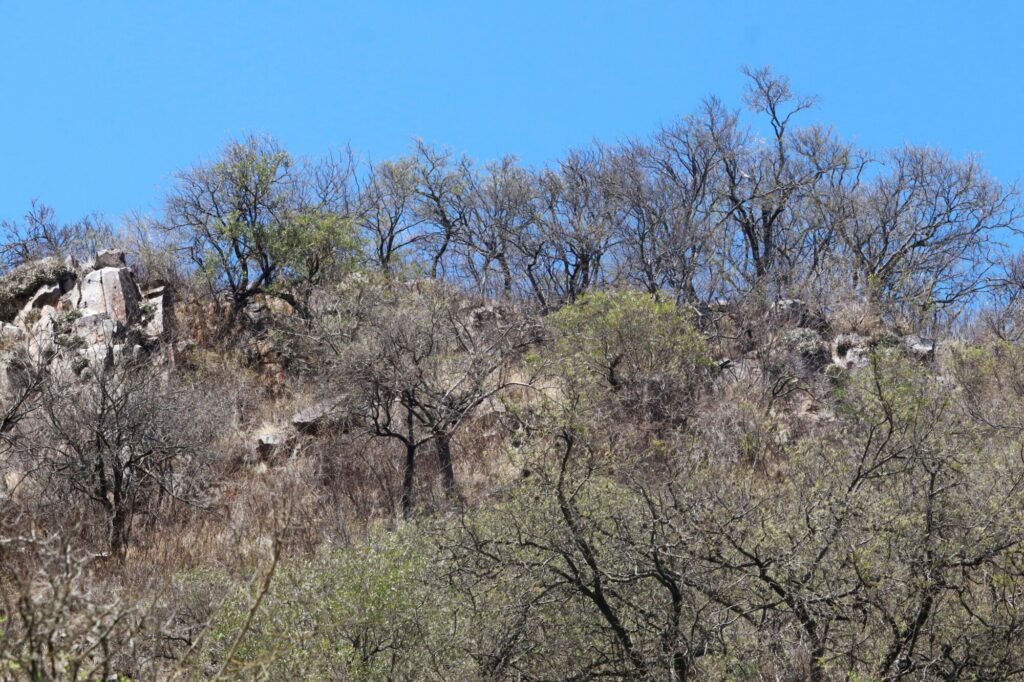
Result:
[2, 71, 1024, 681]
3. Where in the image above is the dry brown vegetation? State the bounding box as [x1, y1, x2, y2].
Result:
[2, 70, 1024, 680]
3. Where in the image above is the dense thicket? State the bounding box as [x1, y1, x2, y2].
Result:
[2, 69, 1024, 680]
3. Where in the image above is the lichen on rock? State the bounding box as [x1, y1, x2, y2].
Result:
[0, 257, 76, 322]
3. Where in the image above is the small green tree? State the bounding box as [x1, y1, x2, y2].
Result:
[546, 288, 711, 422]
[165, 135, 360, 315]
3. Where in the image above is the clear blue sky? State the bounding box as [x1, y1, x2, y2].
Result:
[1, 1, 1021, 223]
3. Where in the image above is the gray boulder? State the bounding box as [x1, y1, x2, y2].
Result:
[770, 298, 827, 331]
[291, 401, 338, 435]
[141, 285, 173, 340]
[0, 257, 76, 322]
[0, 350, 29, 398]
[76, 267, 141, 325]
[902, 335, 935, 362]
[0, 323, 23, 343]
[93, 249, 126, 269]
[781, 327, 829, 372]
[20, 283, 63, 316]
[254, 427, 295, 462]
[832, 333, 870, 370]
[72, 314, 122, 346]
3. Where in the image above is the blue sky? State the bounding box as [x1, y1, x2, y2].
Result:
[1, 1, 1021, 223]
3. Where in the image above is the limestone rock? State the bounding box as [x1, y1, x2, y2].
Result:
[1, 323, 24, 344]
[26, 307, 60, 361]
[291, 401, 338, 435]
[72, 314, 122, 346]
[0, 251, 180, 383]
[94, 249, 126, 269]
[141, 285, 173, 340]
[832, 333, 870, 370]
[77, 267, 141, 325]
[902, 334, 935, 362]
[466, 303, 512, 331]
[20, 283, 63, 317]
[770, 298, 827, 331]
[79, 343, 118, 372]
[0, 350, 28, 398]
[781, 327, 829, 372]
[0, 257, 76, 322]
[771, 298, 809, 322]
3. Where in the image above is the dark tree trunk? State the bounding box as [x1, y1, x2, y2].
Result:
[400, 441, 416, 519]
[435, 433, 456, 498]
[109, 503, 129, 561]
[401, 397, 417, 518]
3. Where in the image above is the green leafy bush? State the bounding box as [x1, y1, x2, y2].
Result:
[196, 530, 466, 681]
[545, 289, 712, 421]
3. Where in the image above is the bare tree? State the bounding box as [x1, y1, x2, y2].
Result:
[28, 357, 211, 559]
[0, 201, 114, 270]
[413, 143, 534, 297]
[835, 145, 1017, 327]
[703, 68, 857, 301]
[314, 281, 534, 515]
[516, 148, 615, 310]
[409, 141, 469, 280]
[603, 128, 719, 301]
[357, 155, 430, 274]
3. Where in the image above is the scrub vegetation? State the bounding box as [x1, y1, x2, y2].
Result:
[2, 69, 1023, 680]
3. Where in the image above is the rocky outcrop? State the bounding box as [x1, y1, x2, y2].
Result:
[0, 257, 76, 322]
[94, 249, 127, 269]
[72, 267, 142, 325]
[770, 299, 828, 332]
[832, 333, 871, 370]
[141, 284, 174, 340]
[291, 401, 338, 435]
[289, 399, 362, 436]
[829, 332, 935, 371]
[902, 334, 935, 362]
[781, 327, 830, 372]
[0, 252, 176, 395]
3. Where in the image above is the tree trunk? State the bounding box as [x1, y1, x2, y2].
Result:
[401, 396, 417, 518]
[400, 441, 416, 519]
[435, 433, 457, 498]
[109, 503, 129, 561]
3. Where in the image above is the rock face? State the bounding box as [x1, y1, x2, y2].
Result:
[253, 426, 295, 462]
[22, 283, 63, 314]
[74, 267, 141, 325]
[0, 251, 176, 397]
[832, 333, 870, 370]
[770, 299, 828, 333]
[465, 303, 516, 334]
[142, 284, 174, 340]
[781, 327, 830, 372]
[291, 401, 339, 435]
[72, 314, 121, 346]
[0, 257, 76, 321]
[902, 334, 935, 362]
[94, 249, 126, 269]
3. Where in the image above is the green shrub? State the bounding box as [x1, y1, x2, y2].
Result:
[545, 289, 712, 421]
[195, 530, 465, 681]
